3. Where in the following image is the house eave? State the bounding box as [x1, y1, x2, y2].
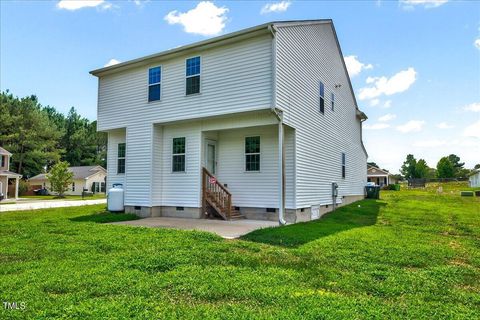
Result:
[89, 19, 335, 78]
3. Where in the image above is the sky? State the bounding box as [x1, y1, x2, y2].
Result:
[1, 0, 479, 173]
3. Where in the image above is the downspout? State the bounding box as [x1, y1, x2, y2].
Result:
[269, 24, 287, 226]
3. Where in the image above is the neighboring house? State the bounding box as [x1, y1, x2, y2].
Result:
[367, 165, 397, 186]
[29, 166, 107, 196]
[469, 170, 480, 188]
[90, 20, 368, 222]
[0, 147, 21, 201]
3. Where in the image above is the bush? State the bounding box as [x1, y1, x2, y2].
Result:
[18, 180, 29, 196]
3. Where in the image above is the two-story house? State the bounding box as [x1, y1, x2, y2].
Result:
[0, 147, 21, 201]
[90, 19, 368, 223]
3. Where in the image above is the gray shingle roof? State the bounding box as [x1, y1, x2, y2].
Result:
[29, 166, 106, 181]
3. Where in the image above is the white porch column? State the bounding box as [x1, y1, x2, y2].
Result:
[15, 177, 19, 199]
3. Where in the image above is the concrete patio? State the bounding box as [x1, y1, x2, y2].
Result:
[110, 217, 279, 239]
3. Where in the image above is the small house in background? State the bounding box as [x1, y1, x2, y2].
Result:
[0, 146, 22, 201]
[367, 165, 397, 187]
[29, 166, 107, 196]
[469, 170, 480, 188]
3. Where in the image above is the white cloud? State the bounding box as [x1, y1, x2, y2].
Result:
[358, 67, 417, 100]
[261, 1, 291, 14]
[364, 123, 390, 130]
[57, 0, 110, 10]
[164, 1, 229, 36]
[395, 120, 425, 133]
[412, 139, 448, 148]
[436, 122, 454, 129]
[378, 113, 397, 122]
[475, 39, 480, 50]
[344, 55, 373, 77]
[400, 0, 448, 8]
[463, 102, 480, 112]
[464, 120, 480, 139]
[383, 100, 392, 108]
[104, 58, 121, 67]
[369, 99, 380, 107]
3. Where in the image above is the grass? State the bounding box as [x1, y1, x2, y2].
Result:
[21, 194, 106, 200]
[0, 183, 479, 319]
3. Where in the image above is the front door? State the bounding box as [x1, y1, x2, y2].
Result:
[205, 139, 217, 175]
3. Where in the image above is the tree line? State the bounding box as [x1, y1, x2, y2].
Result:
[0, 91, 107, 178]
[400, 154, 478, 180]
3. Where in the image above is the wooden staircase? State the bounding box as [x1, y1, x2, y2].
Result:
[202, 167, 245, 220]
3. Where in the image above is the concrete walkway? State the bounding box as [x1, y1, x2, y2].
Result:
[110, 217, 278, 239]
[0, 199, 106, 212]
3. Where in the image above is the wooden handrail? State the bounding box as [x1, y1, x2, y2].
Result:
[202, 167, 231, 219]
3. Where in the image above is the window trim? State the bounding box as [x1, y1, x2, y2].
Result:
[319, 81, 325, 114]
[148, 66, 162, 102]
[341, 152, 346, 179]
[172, 137, 186, 173]
[185, 56, 201, 96]
[244, 135, 261, 173]
[117, 143, 126, 175]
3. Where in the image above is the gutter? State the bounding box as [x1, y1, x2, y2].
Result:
[268, 24, 287, 226]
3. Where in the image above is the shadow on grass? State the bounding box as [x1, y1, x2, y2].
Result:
[240, 199, 385, 248]
[70, 211, 140, 224]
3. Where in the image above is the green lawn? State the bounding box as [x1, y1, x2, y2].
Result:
[0, 186, 479, 319]
[21, 194, 106, 201]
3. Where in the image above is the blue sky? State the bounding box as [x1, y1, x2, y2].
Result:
[1, 0, 479, 172]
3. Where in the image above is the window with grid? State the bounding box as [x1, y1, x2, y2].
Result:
[172, 137, 186, 172]
[245, 136, 260, 172]
[319, 81, 325, 113]
[331, 92, 335, 111]
[342, 152, 346, 178]
[148, 67, 161, 102]
[117, 143, 126, 174]
[72, 182, 75, 192]
[186, 56, 200, 95]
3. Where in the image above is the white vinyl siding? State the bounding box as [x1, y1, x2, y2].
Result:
[106, 129, 126, 190]
[216, 126, 278, 208]
[275, 22, 367, 207]
[97, 35, 273, 131]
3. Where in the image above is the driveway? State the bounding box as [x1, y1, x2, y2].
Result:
[0, 199, 106, 212]
[110, 217, 278, 239]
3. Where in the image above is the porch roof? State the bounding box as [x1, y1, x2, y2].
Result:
[0, 170, 21, 178]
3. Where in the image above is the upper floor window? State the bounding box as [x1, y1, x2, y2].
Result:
[186, 56, 200, 95]
[319, 81, 325, 114]
[148, 67, 161, 102]
[117, 143, 126, 174]
[1, 155, 5, 167]
[172, 137, 186, 172]
[245, 136, 260, 172]
[341, 152, 346, 179]
[331, 92, 335, 111]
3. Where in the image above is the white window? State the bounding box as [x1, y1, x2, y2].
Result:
[319, 81, 325, 114]
[186, 56, 200, 95]
[172, 137, 186, 172]
[245, 136, 260, 172]
[148, 67, 161, 102]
